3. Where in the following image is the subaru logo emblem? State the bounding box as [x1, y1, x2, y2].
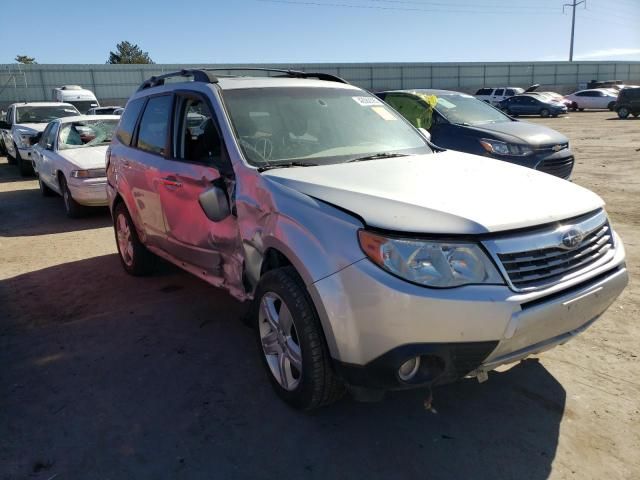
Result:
[552, 144, 563, 152]
[561, 228, 583, 249]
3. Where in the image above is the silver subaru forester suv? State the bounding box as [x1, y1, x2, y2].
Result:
[107, 69, 628, 410]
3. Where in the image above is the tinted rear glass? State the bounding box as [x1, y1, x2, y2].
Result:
[116, 97, 146, 146]
[136, 95, 173, 156]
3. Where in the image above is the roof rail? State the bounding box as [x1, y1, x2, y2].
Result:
[137, 67, 348, 91]
[137, 69, 220, 91]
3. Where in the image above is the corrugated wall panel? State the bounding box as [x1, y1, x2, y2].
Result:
[1, 62, 639, 107]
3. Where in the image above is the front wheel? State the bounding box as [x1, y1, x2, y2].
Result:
[38, 175, 55, 197]
[16, 146, 32, 176]
[617, 107, 630, 119]
[254, 267, 344, 410]
[59, 175, 85, 218]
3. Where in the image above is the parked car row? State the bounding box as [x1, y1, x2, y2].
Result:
[0, 69, 629, 411]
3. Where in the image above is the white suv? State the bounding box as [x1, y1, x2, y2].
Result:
[107, 69, 628, 410]
[475, 87, 525, 106]
[0, 102, 79, 175]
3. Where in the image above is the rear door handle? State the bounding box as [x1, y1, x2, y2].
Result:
[161, 176, 182, 188]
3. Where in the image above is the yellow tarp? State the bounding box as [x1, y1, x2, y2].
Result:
[385, 93, 438, 130]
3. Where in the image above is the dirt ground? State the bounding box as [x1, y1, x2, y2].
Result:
[1, 111, 638, 480]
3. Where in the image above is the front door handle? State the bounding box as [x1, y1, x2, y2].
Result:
[161, 176, 182, 188]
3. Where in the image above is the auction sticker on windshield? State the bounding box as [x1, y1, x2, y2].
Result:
[352, 96, 383, 106]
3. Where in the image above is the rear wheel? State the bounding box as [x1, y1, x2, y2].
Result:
[254, 267, 344, 410]
[617, 107, 630, 119]
[540, 108, 550, 118]
[113, 202, 156, 276]
[59, 175, 85, 218]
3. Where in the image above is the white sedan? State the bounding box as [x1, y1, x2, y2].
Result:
[564, 89, 618, 111]
[31, 115, 119, 217]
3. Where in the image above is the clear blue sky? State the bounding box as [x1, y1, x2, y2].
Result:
[1, 0, 638, 64]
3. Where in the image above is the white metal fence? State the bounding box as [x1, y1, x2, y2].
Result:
[2, 61, 639, 107]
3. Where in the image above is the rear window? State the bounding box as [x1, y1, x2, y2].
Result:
[136, 95, 173, 156]
[116, 98, 146, 146]
[505, 89, 515, 96]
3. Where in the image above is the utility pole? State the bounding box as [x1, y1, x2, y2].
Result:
[564, 0, 586, 61]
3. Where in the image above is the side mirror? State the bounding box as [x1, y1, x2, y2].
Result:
[418, 127, 432, 142]
[198, 185, 230, 222]
[0, 120, 10, 129]
[29, 132, 42, 146]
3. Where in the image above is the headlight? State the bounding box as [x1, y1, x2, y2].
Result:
[358, 230, 504, 288]
[479, 138, 533, 156]
[71, 168, 106, 178]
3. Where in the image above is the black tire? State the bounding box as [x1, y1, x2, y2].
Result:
[571, 102, 578, 111]
[578, 108, 584, 112]
[16, 146, 32, 176]
[633, 113, 639, 118]
[38, 175, 55, 197]
[253, 266, 344, 410]
[113, 201, 156, 276]
[608, 101, 615, 111]
[59, 175, 85, 218]
[540, 108, 550, 118]
[617, 107, 630, 119]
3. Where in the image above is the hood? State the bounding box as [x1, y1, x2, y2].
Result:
[58, 145, 108, 169]
[15, 123, 48, 133]
[263, 152, 603, 235]
[461, 121, 568, 147]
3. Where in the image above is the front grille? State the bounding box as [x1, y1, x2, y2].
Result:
[497, 223, 614, 290]
[538, 155, 574, 179]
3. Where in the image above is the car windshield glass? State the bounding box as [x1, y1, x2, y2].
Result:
[16, 105, 79, 124]
[222, 87, 431, 167]
[58, 119, 118, 150]
[434, 94, 510, 125]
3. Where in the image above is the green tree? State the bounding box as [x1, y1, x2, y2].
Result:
[15, 55, 37, 64]
[107, 41, 154, 64]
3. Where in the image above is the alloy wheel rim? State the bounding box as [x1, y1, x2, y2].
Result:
[258, 292, 302, 391]
[116, 213, 134, 266]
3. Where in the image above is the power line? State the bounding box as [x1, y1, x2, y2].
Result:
[255, 0, 559, 14]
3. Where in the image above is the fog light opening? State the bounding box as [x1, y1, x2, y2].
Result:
[398, 356, 421, 381]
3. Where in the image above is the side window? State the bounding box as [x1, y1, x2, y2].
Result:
[576, 92, 586, 97]
[116, 97, 146, 146]
[595, 91, 604, 97]
[42, 123, 57, 148]
[136, 95, 173, 156]
[494, 89, 505, 96]
[476, 88, 492, 96]
[6, 107, 13, 124]
[505, 89, 515, 96]
[173, 95, 223, 164]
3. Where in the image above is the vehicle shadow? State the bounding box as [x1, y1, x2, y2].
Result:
[0, 186, 111, 237]
[606, 116, 639, 121]
[0, 254, 565, 480]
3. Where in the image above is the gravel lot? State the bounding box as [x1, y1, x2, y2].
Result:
[1, 111, 638, 480]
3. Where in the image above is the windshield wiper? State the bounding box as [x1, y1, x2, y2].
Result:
[257, 161, 319, 172]
[346, 152, 410, 163]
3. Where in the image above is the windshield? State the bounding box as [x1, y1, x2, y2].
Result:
[16, 105, 79, 124]
[222, 87, 431, 167]
[434, 94, 510, 125]
[58, 119, 118, 150]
